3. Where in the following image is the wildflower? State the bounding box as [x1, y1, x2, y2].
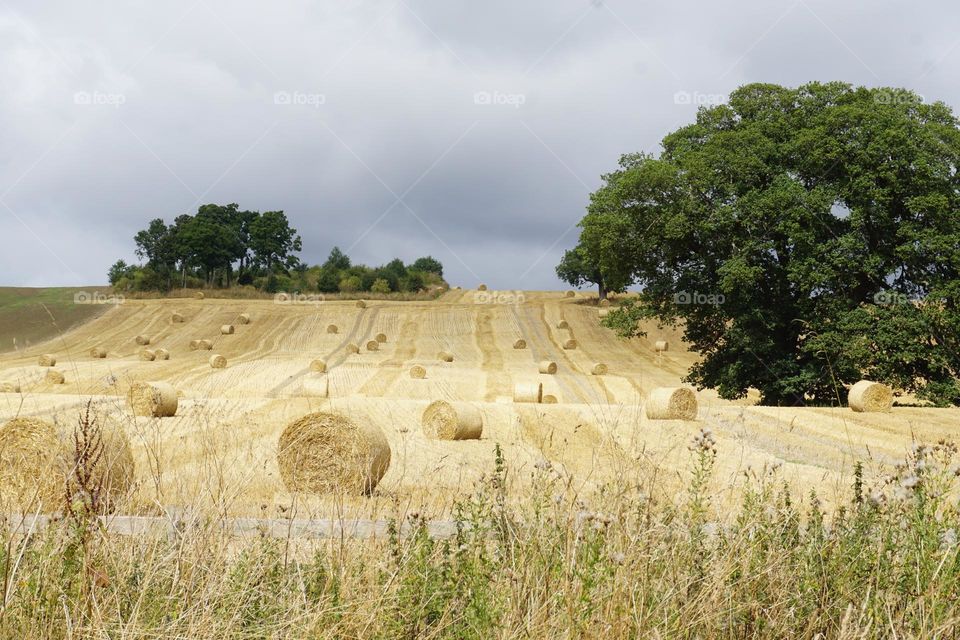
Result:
[900, 475, 920, 490]
[534, 459, 553, 471]
[868, 490, 885, 507]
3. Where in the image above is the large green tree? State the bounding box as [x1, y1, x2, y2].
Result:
[576, 82, 960, 406]
[249, 210, 302, 271]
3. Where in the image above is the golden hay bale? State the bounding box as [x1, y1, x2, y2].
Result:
[44, 370, 65, 385]
[365, 340, 380, 352]
[556, 320, 569, 329]
[209, 354, 227, 369]
[655, 340, 669, 352]
[645, 387, 698, 420]
[437, 351, 454, 362]
[0, 382, 21, 393]
[563, 339, 578, 350]
[513, 339, 527, 350]
[198, 339, 213, 350]
[135, 335, 151, 346]
[598, 299, 611, 308]
[303, 375, 329, 398]
[849, 380, 893, 413]
[564, 290, 576, 298]
[310, 359, 327, 373]
[591, 363, 608, 375]
[139, 349, 156, 362]
[542, 394, 558, 404]
[277, 412, 391, 495]
[356, 300, 367, 309]
[598, 309, 611, 318]
[38, 354, 56, 367]
[90, 347, 107, 359]
[409, 365, 427, 379]
[326, 324, 339, 334]
[127, 381, 178, 417]
[237, 313, 251, 325]
[171, 312, 185, 323]
[154, 348, 170, 360]
[513, 382, 543, 403]
[195, 291, 205, 300]
[189, 340, 200, 351]
[421, 401, 483, 440]
[0, 417, 135, 512]
[346, 342, 360, 354]
[538, 360, 558, 375]
[220, 324, 235, 335]
[375, 333, 387, 343]
[477, 284, 488, 291]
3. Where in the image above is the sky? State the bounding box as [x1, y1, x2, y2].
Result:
[0, 0, 958, 289]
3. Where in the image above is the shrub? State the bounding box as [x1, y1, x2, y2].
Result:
[370, 278, 392, 294]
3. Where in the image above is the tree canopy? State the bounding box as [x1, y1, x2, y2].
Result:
[565, 82, 960, 406]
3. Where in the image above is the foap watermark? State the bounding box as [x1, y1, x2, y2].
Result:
[474, 290, 526, 305]
[673, 291, 725, 306]
[73, 91, 126, 108]
[274, 91, 326, 108]
[274, 292, 326, 306]
[474, 90, 526, 108]
[873, 291, 916, 306]
[74, 291, 125, 305]
[874, 90, 923, 105]
[673, 90, 727, 107]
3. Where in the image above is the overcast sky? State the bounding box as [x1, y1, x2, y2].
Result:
[1, 0, 957, 289]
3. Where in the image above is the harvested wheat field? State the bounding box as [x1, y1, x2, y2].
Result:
[0, 292, 956, 521]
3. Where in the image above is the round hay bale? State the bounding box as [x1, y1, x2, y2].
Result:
[139, 349, 156, 362]
[154, 348, 170, 360]
[542, 394, 558, 404]
[598, 309, 611, 318]
[346, 342, 360, 354]
[477, 284, 488, 291]
[198, 339, 213, 350]
[356, 300, 367, 309]
[563, 339, 578, 350]
[645, 387, 698, 420]
[375, 333, 387, 343]
[0, 417, 134, 512]
[310, 359, 327, 373]
[209, 354, 227, 369]
[38, 354, 56, 367]
[135, 335, 151, 346]
[365, 340, 380, 352]
[437, 351, 454, 362]
[556, 320, 569, 329]
[90, 347, 107, 359]
[189, 340, 200, 351]
[277, 412, 391, 495]
[654, 340, 669, 352]
[598, 298, 611, 307]
[591, 363, 608, 375]
[237, 313, 251, 325]
[44, 370, 65, 385]
[849, 380, 893, 413]
[302, 375, 329, 398]
[512, 339, 527, 350]
[171, 312, 185, 323]
[127, 381, 178, 417]
[220, 324, 235, 335]
[195, 291, 205, 300]
[326, 324, 339, 334]
[538, 360, 558, 375]
[513, 382, 543, 403]
[409, 365, 426, 379]
[0, 382, 21, 393]
[421, 401, 483, 440]
[564, 290, 576, 298]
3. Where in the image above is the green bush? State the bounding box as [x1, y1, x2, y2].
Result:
[370, 278, 391, 294]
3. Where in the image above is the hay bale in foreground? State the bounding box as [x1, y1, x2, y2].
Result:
[375, 333, 387, 343]
[598, 299, 611, 308]
[513, 339, 527, 349]
[655, 340, 669, 352]
[556, 320, 569, 329]
[326, 324, 339, 334]
[538, 360, 558, 375]
[0, 382, 21, 393]
[220, 324, 235, 335]
[849, 380, 893, 413]
[38, 354, 56, 367]
[514, 382, 543, 403]
[438, 351, 454, 362]
[155, 348, 170, 360]
[591, 363, 608, 375]
[421, 401, 482, 440]
[237, 313, 251, 325]
[189, 340, 200, 351]
[563, 339, 578, 350]
[171, 312, 185, 323]
[198, 339, 213, 350]
[477, 284, 488, 291]
[209, 354, 227, 369]
[365, 340, 380, 352]
[90, 347, 107, 359]
[135, 335, 151, 346]
[310, 359, 327, 373]
[195, 291, 205, 299]
[139, 349, 156, 362]
[277, 412, 391, 495]
[542, 394, 558, 404]
[645, 387, 698, 420]
[44, 370, 65, 385]
[409, 365, 426, 379]
[127, 381, 178, 417]
[346, 342, 360, 354]
[356, 300, 367, 309]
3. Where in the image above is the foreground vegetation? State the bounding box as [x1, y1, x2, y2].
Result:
[4, 426, 960, 638]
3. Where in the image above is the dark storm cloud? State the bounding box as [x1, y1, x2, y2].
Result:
[0, 0, 958, 288]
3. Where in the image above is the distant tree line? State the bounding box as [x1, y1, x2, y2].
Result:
[110, 203, 445, 295]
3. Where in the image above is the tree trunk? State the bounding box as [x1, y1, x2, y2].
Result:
[598, 280, 607, 301]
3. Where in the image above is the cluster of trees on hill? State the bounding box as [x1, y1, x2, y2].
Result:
[110, 203, 445, 295]
[558, 82, 960, 407]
